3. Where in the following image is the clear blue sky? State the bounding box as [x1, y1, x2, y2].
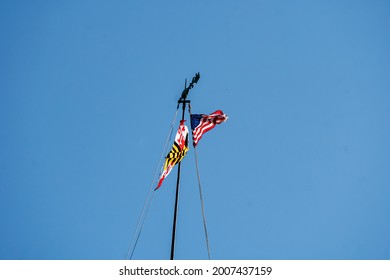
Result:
[1, 0, 389, 260]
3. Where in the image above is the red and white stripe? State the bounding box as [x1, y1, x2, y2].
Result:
[193, 110, 228, 146]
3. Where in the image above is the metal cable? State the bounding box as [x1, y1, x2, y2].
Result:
[188, 104, 211, 260]
[193, 148, 211, 260]
[126, 107, 179, 259]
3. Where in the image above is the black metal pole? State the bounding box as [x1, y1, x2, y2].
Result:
[170, 73, 199, 260]
[170, 100, 186, 260]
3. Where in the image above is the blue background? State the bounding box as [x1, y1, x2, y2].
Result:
[1, 0, 389, 259]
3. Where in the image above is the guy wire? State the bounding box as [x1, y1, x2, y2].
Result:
[126, 107, 179, 259]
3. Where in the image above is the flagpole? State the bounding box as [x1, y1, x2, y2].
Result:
[170, 99, 186, 260]
[170, 73, 200, 260]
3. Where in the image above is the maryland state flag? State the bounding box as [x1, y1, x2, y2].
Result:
[156, 120, 189, 190]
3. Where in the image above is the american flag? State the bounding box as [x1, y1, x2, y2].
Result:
[190, 110, 228, 147]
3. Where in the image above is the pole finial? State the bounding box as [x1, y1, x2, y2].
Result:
[178, 72, 200, 103]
